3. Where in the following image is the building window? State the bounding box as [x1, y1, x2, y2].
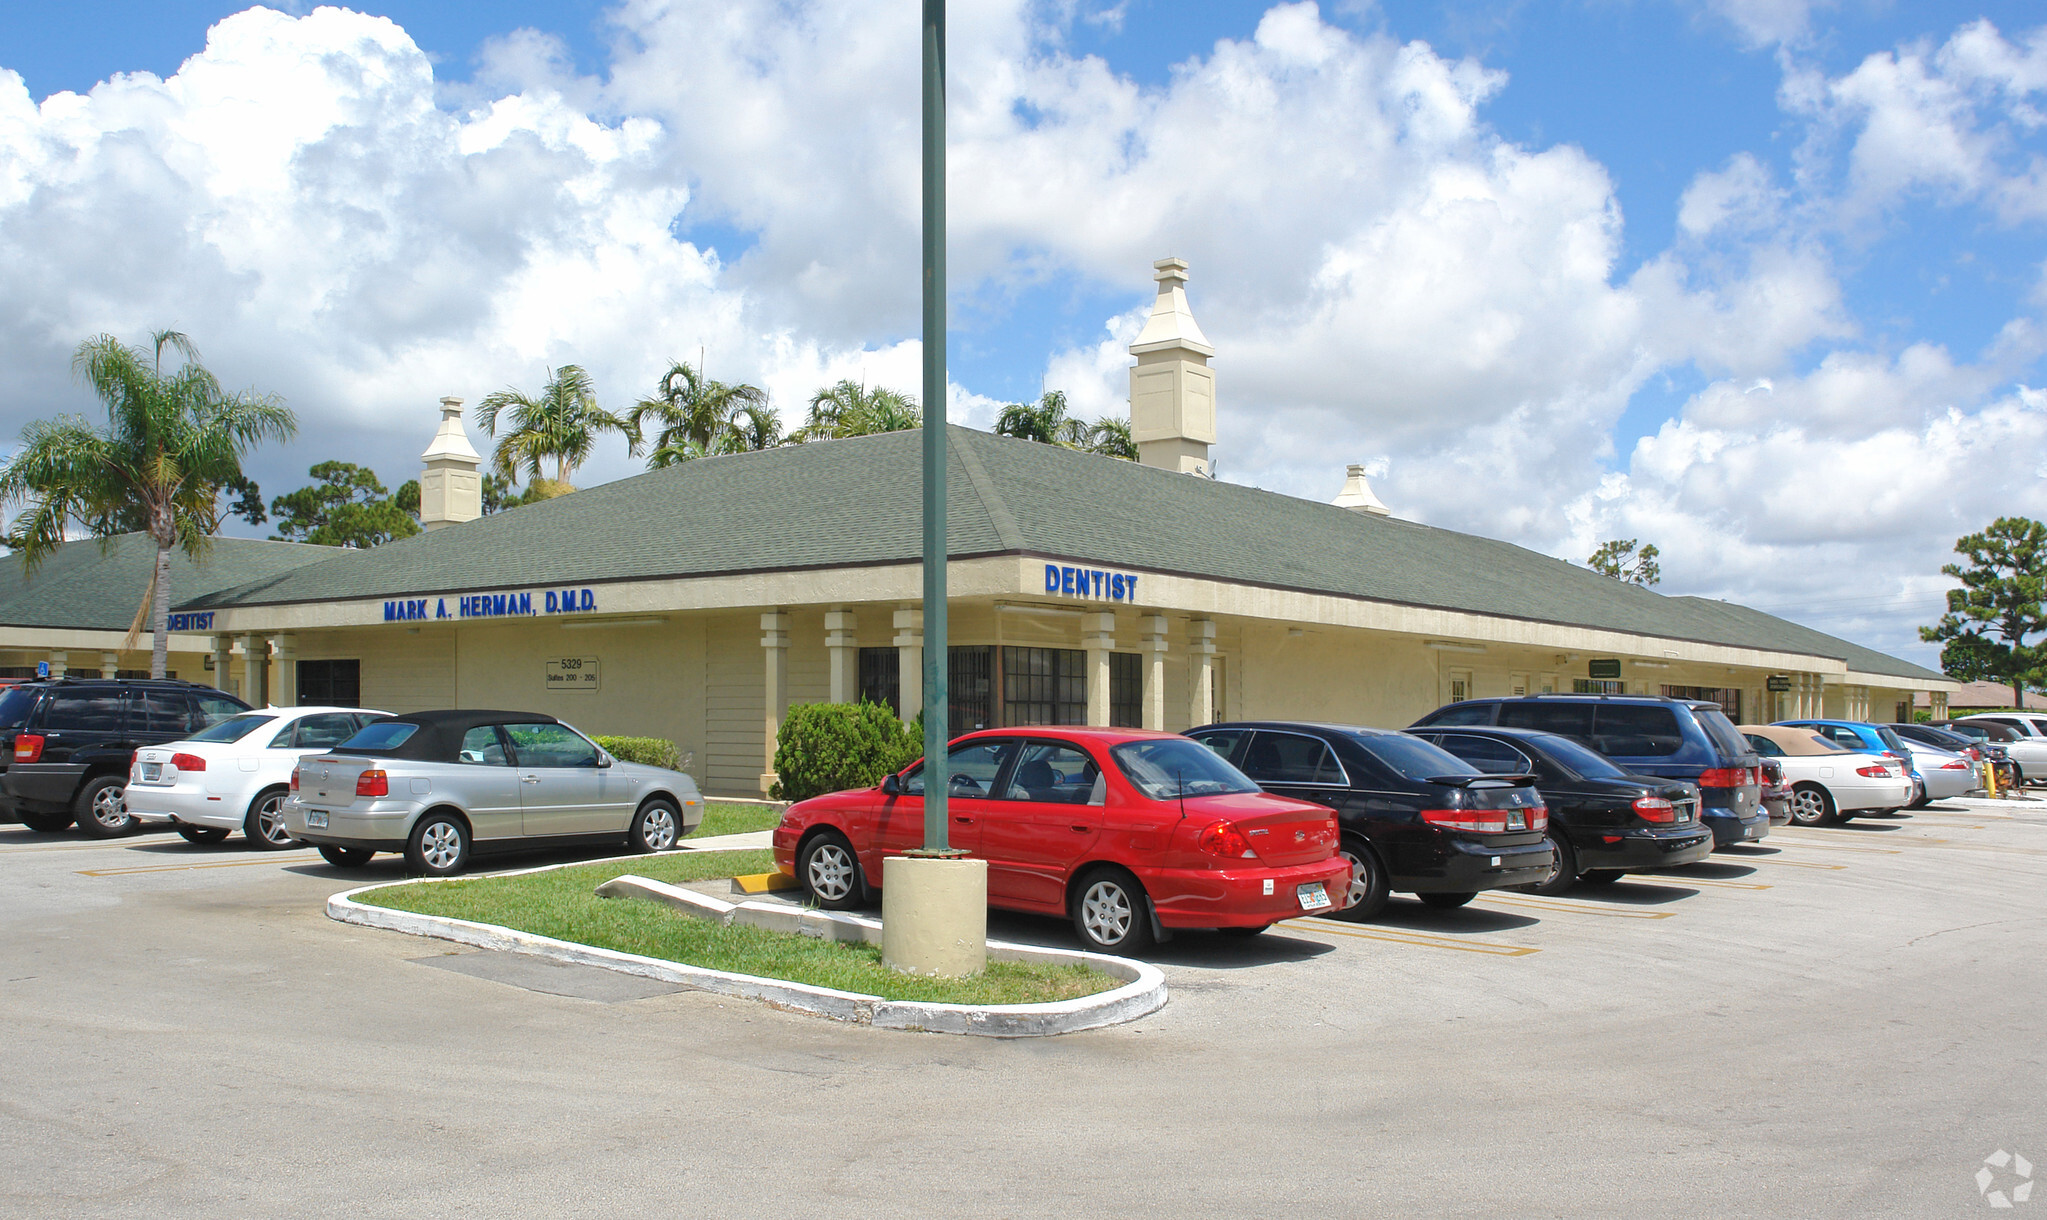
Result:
[298, 659, 361, 707]
[858, 647, 900, 715]
[949, 646, 994, 736]
[1661, 685, 1741, 722]
[1574, 679, 1624, 694]
[1002, 646, 1085, 727]
[1109, 653, 1142, 727]
[116, 669, 176, 680]
[1212, 656, 1228, 722]
[1448, 668, 1473, 703]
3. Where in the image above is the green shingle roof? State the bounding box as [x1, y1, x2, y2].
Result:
[0, 533, 338, 632]
[180, 426, 1943, 683]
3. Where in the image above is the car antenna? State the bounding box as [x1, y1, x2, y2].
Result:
[1177, 767, 1187, 822]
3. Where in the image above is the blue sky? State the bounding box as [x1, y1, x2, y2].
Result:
[0, 1, 2044, 665]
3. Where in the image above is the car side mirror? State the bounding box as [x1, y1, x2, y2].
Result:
[597, 754, 613, 768]
[882, 773, 901, 796]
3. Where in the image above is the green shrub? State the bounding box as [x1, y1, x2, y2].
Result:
[593, 735, 683, 771]
[771, 702, 922, 802]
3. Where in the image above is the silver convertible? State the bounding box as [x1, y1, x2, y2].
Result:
[283, 709, 703, 875]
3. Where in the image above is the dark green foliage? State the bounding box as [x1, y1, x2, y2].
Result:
[771, 701, 922, 801]
[269, 461, 421, 549]
[1587, 538, 1661, 586]
[593, 735, 684, 771]
[1921, 517, 2047, 706]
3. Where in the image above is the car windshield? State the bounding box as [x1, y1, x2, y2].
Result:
[336, 721, 419, 752]
[1110, 738, 1261, 799]
[1532, 733, 1628, 779]
[0, 688, 37, 728]
[1874, 727, 1914, 753]
[1354, 733, 1480, 782]
[188, 714, 278, 744]
[1693, 706, 1753, 758]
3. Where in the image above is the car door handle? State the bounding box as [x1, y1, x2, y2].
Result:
[1071, 825, 1091, 833]
[953, 815, 974, 825]
[521, 775, 542, 784]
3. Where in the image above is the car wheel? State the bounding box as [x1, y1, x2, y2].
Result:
[72, 777, 134, 838]
[243, 787, 295, 850]
[1789, 783, 1835, 827]
[1331, 835, 1390, 921]
[1521, 831, 1577, 896]
[628, 798, 681, 853]
[1578, 870, 1626, 886]
[1418, 891, 1477, 909]
[797, 831, 865, 910]
[1070, 867, 1154, 954]
[318, 844, 375, 869]
[176, 825, 230, 845]
[18, 812, 72, 833]
[405, 812, 470, 877]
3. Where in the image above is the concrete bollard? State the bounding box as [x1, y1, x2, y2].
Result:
[881, 856, 988, 978]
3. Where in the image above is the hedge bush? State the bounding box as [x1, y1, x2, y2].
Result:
[771, 702, 922, 802]
[593, 735, 684, 772]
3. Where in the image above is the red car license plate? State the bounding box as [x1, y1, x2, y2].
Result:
[1296, 882, 1331, 911]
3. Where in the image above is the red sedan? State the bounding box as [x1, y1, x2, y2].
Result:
[772, 726, 1349, 953]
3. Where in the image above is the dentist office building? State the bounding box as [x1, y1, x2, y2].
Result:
[0, 261, 1953, 797]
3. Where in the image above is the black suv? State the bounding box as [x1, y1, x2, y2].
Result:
[1410, 694, 1767, 849]
[1, 679, 251, 837]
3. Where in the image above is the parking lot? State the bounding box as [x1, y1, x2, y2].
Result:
[4, 798, 2044, 1218]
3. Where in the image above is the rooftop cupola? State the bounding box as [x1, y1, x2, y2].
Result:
[418, 395, 482, 531]
[1333, 464, 1392, 516]
[1129, 257, 1217, 476]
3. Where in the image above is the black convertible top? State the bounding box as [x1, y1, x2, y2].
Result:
[330, 709, 559, 762]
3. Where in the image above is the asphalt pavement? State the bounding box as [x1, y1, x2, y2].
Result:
[2, 800, 2043, 1217]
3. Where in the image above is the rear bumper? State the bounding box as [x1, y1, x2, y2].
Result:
[4, 763, 89, 812]
[128, 784, 246, 830]
[1139, 857, 1353, 929]
[1828, 776, 1913, 812]
[281, 796, 417, 849]
[1920, 768, 1977, 800]
[1389, 834, 1554, 894]
[1702, 806, 1770, 847]
[1573, 825, 1715, 871]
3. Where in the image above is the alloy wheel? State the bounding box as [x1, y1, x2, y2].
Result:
[642, 806, 677, 851]
[420, 822, 463, 871]
[1791, 788, 1828, 825]
[256, 795, 292, 846]
[92, 785, 128, 830]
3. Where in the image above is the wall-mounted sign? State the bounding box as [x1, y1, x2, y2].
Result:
[1766, 675, 1792, 692]
[1043, 564, 1141, 603]
[545, 656, 600, 693]
[383, 586, 598, 623]
[1587, 658, 1623, 679]
[166, 611, 214, 632]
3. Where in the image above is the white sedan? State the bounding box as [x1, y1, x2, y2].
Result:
[128, 706, 390, 848]
[1739, 725, 1913, 826]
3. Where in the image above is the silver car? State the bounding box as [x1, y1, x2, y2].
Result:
[283, 709, 703, 875]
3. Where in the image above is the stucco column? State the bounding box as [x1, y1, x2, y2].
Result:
[761, 611, 790, 796]
[212, 635, 235, 693]
[240, 634, 268, 706]
[1187, 617, 1217, 729]
[270, 635, 297, 707]
[45, 652, 66, 680]
[1932, 690, 1948, 720]
[893, 607, 923, 728]
[99, 652, 119, 679]
[1081, 612, 1116, 727]
[1139, 614, 1168, 731]
[826, 608, 858, 705]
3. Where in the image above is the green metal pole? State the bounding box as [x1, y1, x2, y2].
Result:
[920, 0, 951, 852]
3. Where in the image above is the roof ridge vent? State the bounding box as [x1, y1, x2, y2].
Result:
[1333, 464, 1392, 516]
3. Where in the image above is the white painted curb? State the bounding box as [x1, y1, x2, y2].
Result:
[326, 852, 1167, 1037]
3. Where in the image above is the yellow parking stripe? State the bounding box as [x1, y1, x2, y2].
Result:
[1669, 876, 1773, 890]
[1279, 919, 1540, 956]
[1742, 859, 1847, 871]
[77, 854, 311, 877]
[1477, 894, 1675, 919]
[1767, 841, 1901, 854]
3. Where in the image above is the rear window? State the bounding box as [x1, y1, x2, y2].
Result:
[1593, 704, 1685, 757]
[1110, 738, 1260, 799]
[1874, 727, 1911, 753]
[1423, 704, 1493, 727]
[1352, 733, 1479, 782]
[1497, 701, 1594, 738]
[190, 714, 278, 744]
[1692, 707, 1753, 759]
[336, 721, 419, 753]
[1531, 733, 1629, 779]
[0, 688, 39, 728]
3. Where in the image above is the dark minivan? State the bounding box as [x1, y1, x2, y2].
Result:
[1188, 721, 1553, 918]
[1410, 695, 1767, 849]
[2, 679, 250, 836]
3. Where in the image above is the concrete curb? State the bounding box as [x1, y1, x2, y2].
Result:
[326, 855, 1167, 1038]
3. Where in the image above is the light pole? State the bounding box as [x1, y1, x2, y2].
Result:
[917, 0, 954, 855]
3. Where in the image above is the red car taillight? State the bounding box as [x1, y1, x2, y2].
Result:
[1938, 759, 1970, 771]
[1697, 767, 1757, 788]
[1855, 764, 1892, 779]
[1196, 819, 1254, 859]
[170, 753, 206, 772]
[289, 767, 300, 792]
[355, 769, 388, 798]
[1530, 805, 1548, 831]
[1633, 796, 1677, 823]
[1421, 808, 1509, 833]
[13, 734, 44, 763]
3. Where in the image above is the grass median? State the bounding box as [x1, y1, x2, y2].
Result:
[683, 802, 784, 839]
[356, 849, 1117, 1006]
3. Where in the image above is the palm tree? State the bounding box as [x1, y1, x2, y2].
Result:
[629, 360, 779, 467]
[475, 365, 629, 485]
[1084, 416, 1136, 460]
[995, 390, 1088, 447]
[795, 379, 921, 441]
[0, 330, 296, 677]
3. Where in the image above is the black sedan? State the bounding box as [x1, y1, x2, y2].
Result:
[1406, 725, 1715, 894]
[1188, 721, 1552, 918]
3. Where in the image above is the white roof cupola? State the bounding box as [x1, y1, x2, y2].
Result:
[1333, 464, 1392, 516]
[418, 395, 483, 531]
[1128, 257, 1217, 476]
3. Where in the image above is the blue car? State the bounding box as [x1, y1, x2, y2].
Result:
[1773, 720, 1924, 812]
